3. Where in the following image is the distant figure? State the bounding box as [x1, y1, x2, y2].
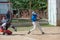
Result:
[28, 10, 44, 34]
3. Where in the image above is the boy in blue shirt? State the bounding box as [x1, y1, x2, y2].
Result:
[28, 11, 44, 34]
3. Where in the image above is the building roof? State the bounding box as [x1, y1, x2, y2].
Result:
[0, 0, 9, 3]
[0, 0, 8, 2]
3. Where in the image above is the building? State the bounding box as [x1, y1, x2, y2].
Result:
[0, 0, 11, 20]
[48, 0, 60, 26]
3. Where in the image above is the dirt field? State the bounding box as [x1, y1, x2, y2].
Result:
[0, 27, 60, 40]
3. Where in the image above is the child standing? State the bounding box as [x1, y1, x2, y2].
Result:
[28, 11, 44, 34]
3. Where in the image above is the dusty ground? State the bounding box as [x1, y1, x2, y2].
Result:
[0, 27, 60, 40]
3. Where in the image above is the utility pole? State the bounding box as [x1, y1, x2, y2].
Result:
[29, 0, 32, 17]
[30, 0, 31, 10]
[9, 0, 12, 11]
[9, 0, 10, 10]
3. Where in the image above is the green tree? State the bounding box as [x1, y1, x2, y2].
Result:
[10, 0, 30, 9]
[10, 0, 47, 11]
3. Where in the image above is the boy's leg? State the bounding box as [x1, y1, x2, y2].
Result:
[28, 22, 36, 34]
[3, 23, 9, 35]
[10, 25, 17, 31]
[1, 23, 6, 29]
[37, 22, 44, 34]
[1, 23, 5, 35]
[0, 23, 6, 35]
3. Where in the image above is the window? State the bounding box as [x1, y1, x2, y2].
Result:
[0, 3, 9, 14]
[0, 0, 8, 2]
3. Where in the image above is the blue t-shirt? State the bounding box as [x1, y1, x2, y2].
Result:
[31, 12, 37, 22]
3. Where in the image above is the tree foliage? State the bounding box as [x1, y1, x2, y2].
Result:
[10, 0, 47, 11]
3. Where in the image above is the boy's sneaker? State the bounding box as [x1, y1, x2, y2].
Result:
[15, 29, 17, 32]
[42, 32, 45, 34]
[28, 31, 31, 34]
[12, 26, 17, 32]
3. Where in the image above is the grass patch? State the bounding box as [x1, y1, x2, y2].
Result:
[41, 24, 54, 27]
[11, 19, 54, 31]
[9, 26, 32, 31]
[11, 19, 31, 23]
[9, 24, 54, 31]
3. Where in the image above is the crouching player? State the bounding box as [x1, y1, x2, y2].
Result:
[1, 16, 17, 35]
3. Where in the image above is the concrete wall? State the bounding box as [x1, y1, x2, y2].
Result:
[48, 0, 57, 26]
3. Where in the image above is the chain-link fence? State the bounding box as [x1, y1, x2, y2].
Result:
[11, 18, 48, 31]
